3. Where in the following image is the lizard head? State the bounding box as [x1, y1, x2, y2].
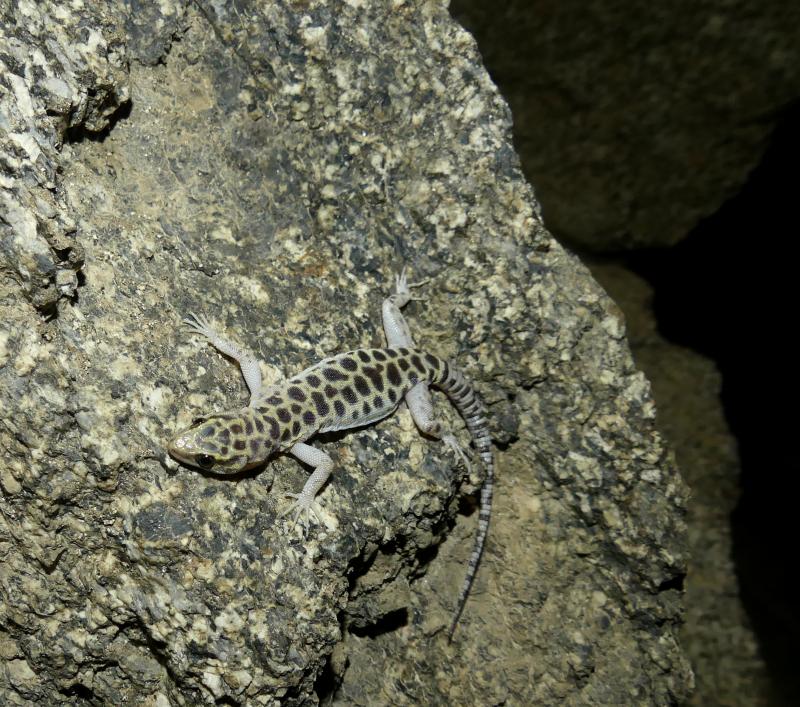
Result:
[167, 411, 270, 474]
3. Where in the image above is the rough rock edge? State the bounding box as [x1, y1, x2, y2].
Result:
[0, 1, 130, 314]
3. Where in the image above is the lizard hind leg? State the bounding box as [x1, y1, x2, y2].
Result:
[405, 383, 472, 473]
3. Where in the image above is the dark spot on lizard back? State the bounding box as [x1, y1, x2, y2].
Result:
[363, 366, 384, 392]
[250, 439, 260, 454]
[340, 356, 358, 371]
[411, 354, 426, 373]
[277, 408, 291, 423]
[373, 350, 387, 362]
[311, 391, 330, 417]
[234, 440, 246, 451]
[265, 416, 279, 440]
[323, 367, 348, 381]
[288, 386, 306, 402]
[398, 357, 410, 371]
[254, 418, 264, 433]
[362, 400, 372, 416]
[357, 350, 371, 363]
[324, 384, 338, 399]
[334, 399, 345, 417]
[341, 385, 357, 404]
[306, 374, 321, 388]
[388, 388, 397, 403]
[373, 395, 384, 409]
[292, 421, 301, 436]
[424, 353, 440, 369]
[230, 424, 242, 435]
[303, 410, 316, 426]
[218, 429, 231, 444]
[245, 419, 254, 435]
[354, 375, 369, 396]
[200, 426, 215, 438]
[387, 362, 401, 387]
[266, 396, 282, 405]
[385, 348, 398, 358]
[291, 403, 302, 414]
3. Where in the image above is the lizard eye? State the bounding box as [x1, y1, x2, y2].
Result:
[194, 453, 215, 470]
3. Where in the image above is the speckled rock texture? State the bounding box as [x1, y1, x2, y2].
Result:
[452, 0, 800, 251]
[1, 1, 691, 705]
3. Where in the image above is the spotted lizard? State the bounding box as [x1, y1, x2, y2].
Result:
[168, 271, 494, 640]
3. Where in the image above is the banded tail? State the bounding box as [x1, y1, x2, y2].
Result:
[432, 359, 494, 641]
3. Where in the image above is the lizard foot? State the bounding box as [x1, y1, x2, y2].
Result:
[393, 268, 429, 307]
[442, 433, 472, 475]
[183, 312, 219, 342]
[281, 492, 323, 531]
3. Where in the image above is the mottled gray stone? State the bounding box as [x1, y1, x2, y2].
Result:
[1, 1, 691, 704]
[0, 0, 127, 314]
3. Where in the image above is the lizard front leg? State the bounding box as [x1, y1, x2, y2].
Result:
[184, 313, 264, 405]
[281, 442, 334, 528]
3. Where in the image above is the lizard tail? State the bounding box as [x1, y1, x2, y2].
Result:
[433, 360, 494, 641]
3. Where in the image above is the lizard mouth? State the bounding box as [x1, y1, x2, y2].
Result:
[166, 433, 197, 466]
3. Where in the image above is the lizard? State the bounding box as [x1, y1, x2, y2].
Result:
[167, 270, 494, 640]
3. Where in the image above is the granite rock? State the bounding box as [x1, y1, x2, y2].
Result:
[1, 1, 691, 704]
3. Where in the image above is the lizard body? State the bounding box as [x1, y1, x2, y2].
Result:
[168, 272, 493, 640]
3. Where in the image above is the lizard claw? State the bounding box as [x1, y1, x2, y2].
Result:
[394, 268, 429, 303]
[281, 492, 322, 531]
[442, 433, 472, 475]
[183, 312, 217, 340]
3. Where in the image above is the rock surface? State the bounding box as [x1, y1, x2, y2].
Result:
[1, 1, 691, 704]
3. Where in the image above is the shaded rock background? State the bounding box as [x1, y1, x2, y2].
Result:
[452, 0, 800, 253]
[452, 0, 800, 704]
[2, 1, 692, 705]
